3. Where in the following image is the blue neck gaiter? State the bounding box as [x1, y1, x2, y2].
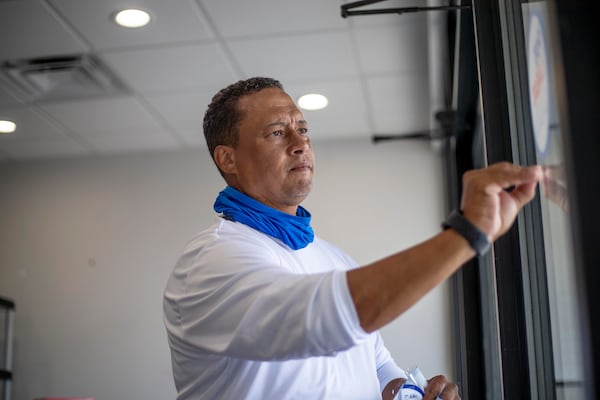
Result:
[213, 186, 314, 250]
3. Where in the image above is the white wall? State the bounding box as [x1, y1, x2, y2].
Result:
[0, 138, 451, 399]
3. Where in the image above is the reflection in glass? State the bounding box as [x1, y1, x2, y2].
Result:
[542, 164, 568, 213]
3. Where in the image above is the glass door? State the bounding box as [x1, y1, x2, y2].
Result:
[491, 0, 598, 398]
[451, 0, 598, 397]
[520, 3, 584, 398]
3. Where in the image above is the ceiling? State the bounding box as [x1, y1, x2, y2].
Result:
[0, 0, 445, 162]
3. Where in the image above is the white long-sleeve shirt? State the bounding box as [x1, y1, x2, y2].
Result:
[163, 216, 405, 399]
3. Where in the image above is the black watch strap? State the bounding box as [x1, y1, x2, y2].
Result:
[442, 209, 490, 256]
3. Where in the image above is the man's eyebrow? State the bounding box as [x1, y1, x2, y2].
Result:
[265, 121, 286, 129]
[265, 119, 308, 128]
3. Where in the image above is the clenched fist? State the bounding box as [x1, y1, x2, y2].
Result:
[460, 162, 542, 242]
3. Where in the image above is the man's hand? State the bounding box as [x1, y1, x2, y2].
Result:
[460, 162, 542, 242]
[425, 375, 460, 399]
[382, 375, 460, 400]
[382, 377, 405, 400]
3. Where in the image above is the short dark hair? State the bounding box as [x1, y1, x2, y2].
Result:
[203, 77, 283, 172]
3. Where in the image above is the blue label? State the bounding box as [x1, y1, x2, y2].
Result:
[399, 383, 424, 400]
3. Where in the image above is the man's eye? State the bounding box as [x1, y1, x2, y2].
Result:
[271, 130, 284, 137]
[299, 128, 308, 134]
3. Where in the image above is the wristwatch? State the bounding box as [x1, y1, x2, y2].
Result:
[442, 209, 491, 256]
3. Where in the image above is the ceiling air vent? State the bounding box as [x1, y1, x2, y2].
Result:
[2, 54, 127, 102]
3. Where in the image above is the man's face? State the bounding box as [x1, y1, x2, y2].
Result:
[219, 88, 314, 214]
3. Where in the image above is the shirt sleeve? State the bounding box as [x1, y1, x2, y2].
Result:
[163, 227, 370, 361]
[374, 332, 407, 393]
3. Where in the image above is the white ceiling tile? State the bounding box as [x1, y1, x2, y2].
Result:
[40, 96, 183, 153]
[39, 96, 164, 136]
[49, 0, 214, 50]
[82, 128, 181, 154]
[0, 136, 89, 160]
[144, 89, 217, 133]
[0, 84, 21, 107]
[285, 79, 370, 140]
[101, 44, 238, 94]
[0, 1, 87, 61]
[353, 23, 428, 75]
[200, 0, 347, 38]
[228, 32, 359, 82]
[366, 74, 431, 135]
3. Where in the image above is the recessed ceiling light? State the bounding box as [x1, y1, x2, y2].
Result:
[298, 93, 328, 111]
[114, 9, 151, 28]
[0, 120, 16, 134]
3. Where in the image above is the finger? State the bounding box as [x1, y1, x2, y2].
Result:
[424, 376, 461, 400]
[423, 375, 447, 399]
[438, 383, 460, 399]
[461, 164, 541, 205]
[487, 163, 543, 189]
[508, 180, 539, 208]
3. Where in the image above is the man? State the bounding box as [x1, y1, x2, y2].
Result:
[163, 77, 542, 399]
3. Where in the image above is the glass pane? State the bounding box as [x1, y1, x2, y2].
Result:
[521, 2, 584, 398]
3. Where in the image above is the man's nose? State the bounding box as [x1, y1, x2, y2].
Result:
[289, 131, 310, 154]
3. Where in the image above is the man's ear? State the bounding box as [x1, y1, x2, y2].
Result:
[214, 145, 237, 175]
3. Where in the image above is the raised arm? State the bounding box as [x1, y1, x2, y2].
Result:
[347, 162, 542, 332]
